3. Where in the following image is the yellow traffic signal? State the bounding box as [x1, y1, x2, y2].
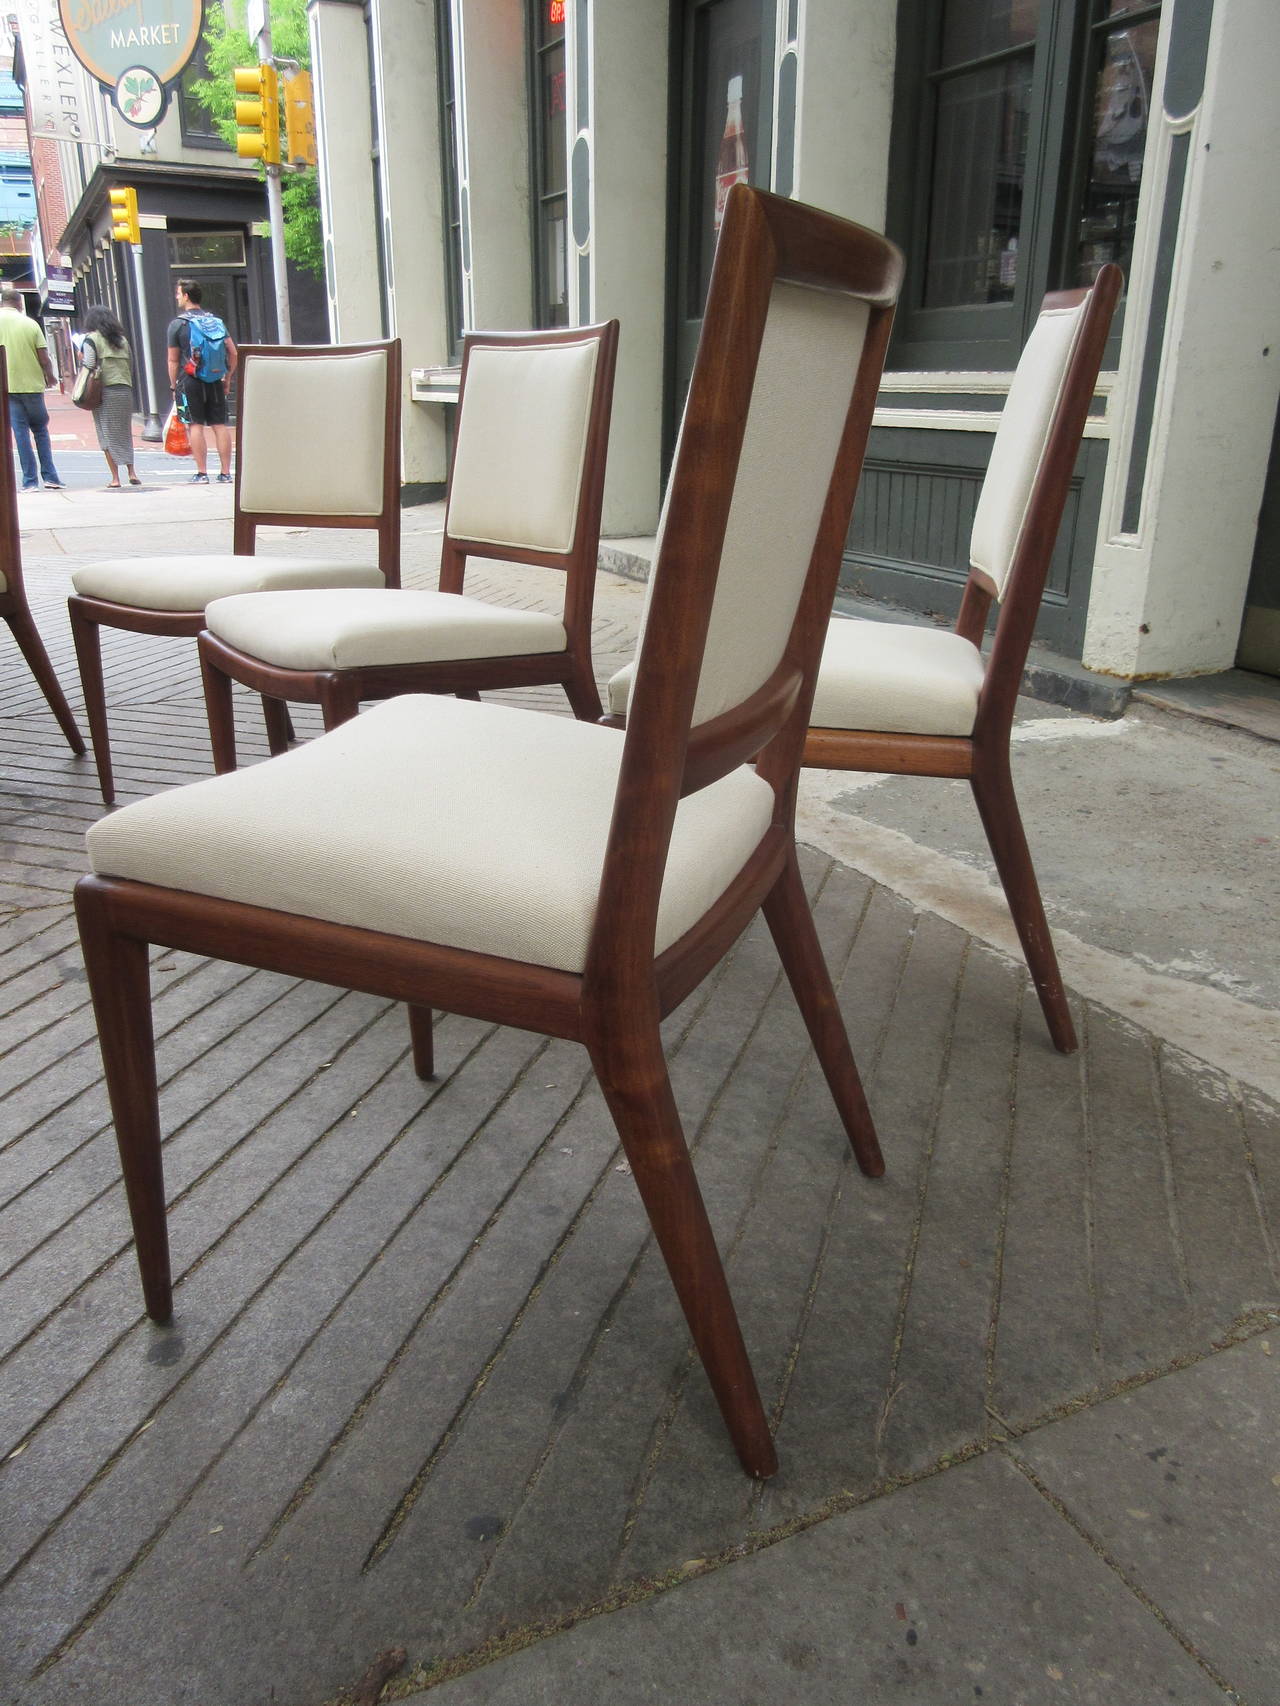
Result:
[282, 69, 317, 167]
[234, 63, 280, 165]
[108, 186, 139, 245]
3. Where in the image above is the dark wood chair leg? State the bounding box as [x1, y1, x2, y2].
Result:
[761, 852, 884, 1178]
[262, 696, 293, 757]
[5, 608, 85, 754]
[407, 1005, 435, 1080]
[587, 1020, 778, 1478]
[198, 638, 240, 773]
[69, 602, 115, 805]
[74, 884, 172, 1321]
[970, 753, 1077, 1053]
[319, 677, 362, 732]
[562, 658, 604, 721]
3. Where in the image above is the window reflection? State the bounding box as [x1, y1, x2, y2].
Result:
[1073, 13, 1160, 285]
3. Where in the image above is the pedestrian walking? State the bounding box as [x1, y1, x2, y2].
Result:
[166, 279, 237, 484]
[81, 306, 141, 488]
[0, 287, 64, 490]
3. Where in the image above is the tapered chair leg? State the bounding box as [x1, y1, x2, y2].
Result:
[563, 658, 603, 722]
[970, 754, 1077, 1053]
[75, 884, 172, 1321]
[318, 677, 362, 733]
[199, 638, 240, 773]
[69, 602, 115, 804]
[587, 1021, 778, 1478]
[762, 853, 884, 1178]
[407, 1005, 435, 1080]
[5, 609, 85, 754]
[261, 697, 293, 757]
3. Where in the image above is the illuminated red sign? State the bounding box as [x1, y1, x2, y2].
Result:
[549, 1, 565, 23]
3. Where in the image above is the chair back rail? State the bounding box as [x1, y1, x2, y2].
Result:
[971, 264, 1123, 738]
[437, 321, 619, 662]
[585, 186, 902, 1003]
[230, 340, 403, 586]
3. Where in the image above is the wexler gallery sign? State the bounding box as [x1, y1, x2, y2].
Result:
[57, 0, 205, 127]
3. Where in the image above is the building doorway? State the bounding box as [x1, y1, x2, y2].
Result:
[669, 0, 774, 434]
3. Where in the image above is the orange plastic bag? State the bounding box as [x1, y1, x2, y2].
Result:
[164, 405, 190, 458]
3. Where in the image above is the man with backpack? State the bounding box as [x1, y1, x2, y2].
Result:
[166, 279, 238, 484]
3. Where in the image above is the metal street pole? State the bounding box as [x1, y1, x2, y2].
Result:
[128, 240, 163, 440]
[256, 21, 292, 343]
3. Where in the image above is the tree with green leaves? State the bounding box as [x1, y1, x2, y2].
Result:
[184, 0, 323, 277]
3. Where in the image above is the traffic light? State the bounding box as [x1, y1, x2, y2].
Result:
[234, 63, 280, 165]
[282, 69, 317, 167]
[108, 186, 139, 245]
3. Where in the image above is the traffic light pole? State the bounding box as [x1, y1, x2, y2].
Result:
[257, 29, 292, 343]
[129, 241, 163, 441]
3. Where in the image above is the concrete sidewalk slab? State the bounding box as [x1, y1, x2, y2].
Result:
[417, 1461, 1218, 1705]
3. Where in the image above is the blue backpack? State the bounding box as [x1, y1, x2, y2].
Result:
[184, 311, 229, 383]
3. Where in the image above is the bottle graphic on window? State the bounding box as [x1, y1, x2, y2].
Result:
[714, 74, 750, 232]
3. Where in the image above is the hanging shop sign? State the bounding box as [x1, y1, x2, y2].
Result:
[56, 0, 205, 128]
[12, 0, 93, 143]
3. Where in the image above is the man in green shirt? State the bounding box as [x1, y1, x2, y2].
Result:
[0, 288, 64, 490]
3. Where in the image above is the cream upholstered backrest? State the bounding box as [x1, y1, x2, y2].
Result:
[671, 282, 871, 729]
[445, 337, 600, 555]
[237, 348, 390, 518]
[969, 297, 1089, 600]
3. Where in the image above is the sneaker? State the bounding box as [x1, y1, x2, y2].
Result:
[21, 482, 37, 491]
[43, 481, 65, 490]
[215, 472, 233, 484]
[190, 472, 210, 484]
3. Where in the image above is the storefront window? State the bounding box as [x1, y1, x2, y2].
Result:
[889, 0, 1160, 368]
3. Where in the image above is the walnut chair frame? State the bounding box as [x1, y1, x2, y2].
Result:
[804, 266, 1123, 1054]
[68, 339, 403, 805]
[75, 188, 903, 1479]
[196, 321, 619, 770]
[0, 350, 85, 756]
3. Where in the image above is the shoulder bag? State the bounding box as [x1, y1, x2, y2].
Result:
[71, 338, 103, 411]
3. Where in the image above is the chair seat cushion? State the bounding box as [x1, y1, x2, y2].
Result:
[204, 589, 568, 671]
[809, 619, 985, 737]
[86, 696, 775, 974]
[607, 618, 985, 739]
[70, 555, 385, 613]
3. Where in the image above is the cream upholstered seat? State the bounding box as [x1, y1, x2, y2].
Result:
[87, 694, 774, 971]
[69, 341, 401, 805]
[809, 618, 986, 735]
[75, 186, 903, 1479]
[202, 587, 566, 672]
[197, 323, 618, 771]
[71, 557, 385, 613]
[609, 616, 988, 737]
[0, 350, 84, 757]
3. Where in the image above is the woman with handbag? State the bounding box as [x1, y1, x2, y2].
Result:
[81, 306, 140, 488]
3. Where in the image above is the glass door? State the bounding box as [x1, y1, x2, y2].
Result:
[671, 0, 774, 428]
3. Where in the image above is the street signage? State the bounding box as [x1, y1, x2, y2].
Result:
[56, 0, 205, 127]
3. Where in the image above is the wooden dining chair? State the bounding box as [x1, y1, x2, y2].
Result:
[196, 321, 618, 771]
[75, 185, 903, 1478]
[0, 350, 85, 757]
[802, 267, 1122, 1054]
[68, 339, 402, 805]
[607, 266, 1120, 1054]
